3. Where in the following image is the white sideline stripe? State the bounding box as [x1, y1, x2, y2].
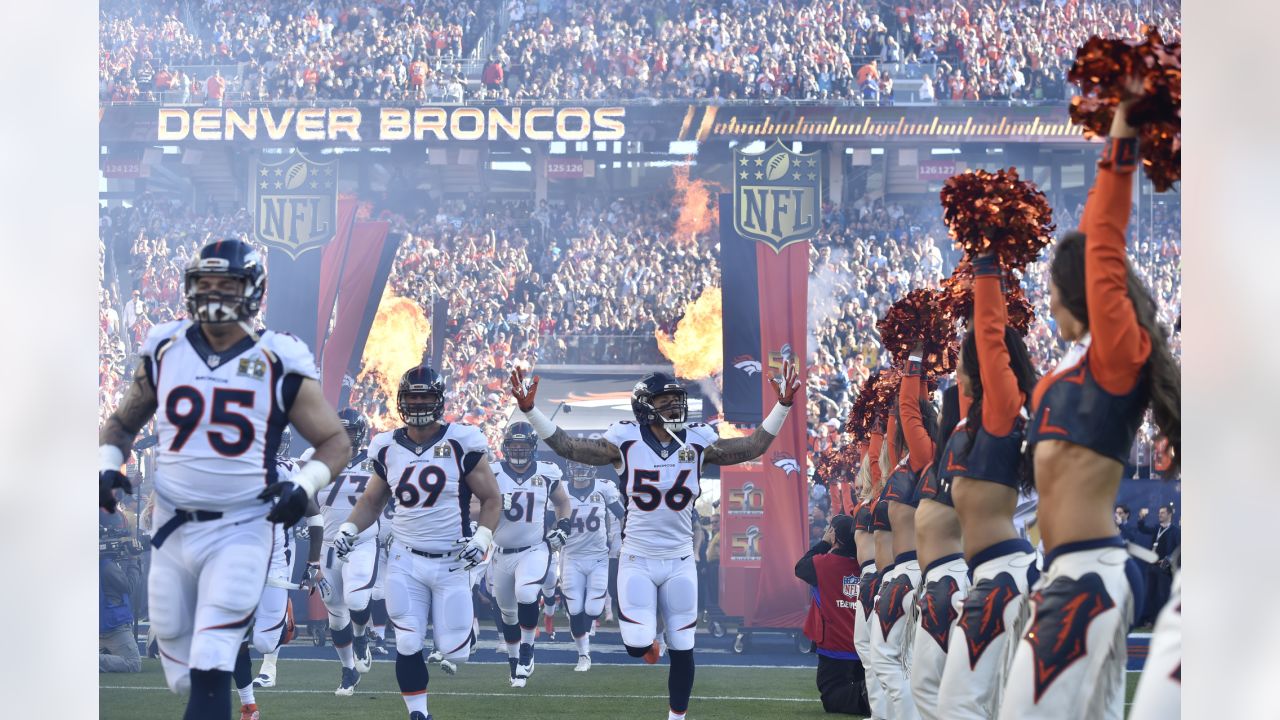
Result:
[195, 656, 819, 670]
[100, 686, 820, 703]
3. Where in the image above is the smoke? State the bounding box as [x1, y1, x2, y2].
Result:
[808, 248, 859, 359]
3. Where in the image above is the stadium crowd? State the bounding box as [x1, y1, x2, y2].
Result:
[99, 185, 1180, 473]
[100, 0, 1181, 104]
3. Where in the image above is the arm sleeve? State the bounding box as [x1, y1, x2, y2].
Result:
[1084, 144, 1152, 394]
[794, 541, 832, 586]
[868, 431, 884, 489]
[899, 364, 934, 472]
[972, 254, 1025, 436]
[885, 414, 900, 467]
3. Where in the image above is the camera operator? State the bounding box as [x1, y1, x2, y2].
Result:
[100, 515, 145, 673]
[795, 514, 871, 715]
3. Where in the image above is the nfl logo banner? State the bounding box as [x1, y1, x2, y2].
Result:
[250, 152, 338, 259]
[732, 140, 822, 252]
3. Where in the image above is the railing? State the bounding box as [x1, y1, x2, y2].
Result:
[536, 335, 666, 365]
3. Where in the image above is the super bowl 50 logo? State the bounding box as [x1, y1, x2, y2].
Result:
[731, 525, 762, 562]
[727, 482, 765, 516]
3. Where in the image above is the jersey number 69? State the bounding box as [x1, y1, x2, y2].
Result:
[395, 466, 447, 508]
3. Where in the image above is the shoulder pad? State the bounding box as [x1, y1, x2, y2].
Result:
[262, 331, 319, 380]
[141, 320, 189, 359]
[452, 423, 490, 453]
[539, 461, 563, 478]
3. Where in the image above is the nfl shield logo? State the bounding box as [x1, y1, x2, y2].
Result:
[732, 140, 822, 252]
[843, 574, 859, 600]
[250, 151, 338, 259]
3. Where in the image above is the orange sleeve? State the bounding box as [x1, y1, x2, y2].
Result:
[831, 481, 845, 515]
[844, 481, 856, 512]
[972, 255, 1024, 436]
[868, 431, 884, 489]
[1084, 147, 1151, 395]
[899, 367, 934, 472]
[885, 414, 900, 467]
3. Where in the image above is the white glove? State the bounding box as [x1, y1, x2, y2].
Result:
[334, 522, 359, 561]
[501, 493, 513, 511]
[295, 524, 311, 541]
[545, 517, 570, 552]
[302, 562, 332, 599]
[457, 525, 493, 571]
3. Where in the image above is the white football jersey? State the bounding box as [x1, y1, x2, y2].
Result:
[314, 448, 381, 543]
[367, 424, 490, 554]
[604, 420, 718, 559]
[493, 460, 563, 549]
[563, 478, 623, 558]
[141, 320, 318, 517]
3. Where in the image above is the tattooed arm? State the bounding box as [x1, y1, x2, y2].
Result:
[703, 427, 779, 466]
[100, 363, 158, 455]
[542, 429, 623, 466]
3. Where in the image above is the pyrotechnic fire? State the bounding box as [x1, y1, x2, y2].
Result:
[357, 288, 431, 430]
[671, 164, 718, 244]
[656, 285, 723, 380]
[717, 422, 747, 439]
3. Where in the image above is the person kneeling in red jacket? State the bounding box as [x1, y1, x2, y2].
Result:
[797, 514, 872, 715]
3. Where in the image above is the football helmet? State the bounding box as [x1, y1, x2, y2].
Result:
[502, 421, 538, 467]
[184, 238, 266, 324]
[631, 372, 688, 432]
[337, 408, 369, 450]
[567, 460, 595, 483]
[397, 366, 445, 426]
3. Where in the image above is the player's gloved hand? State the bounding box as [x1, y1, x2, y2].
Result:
[295, 524, 311, 541]
[501, 493, 513, 512]
[457, 525, 493, 571]
[383, 532, 395, 551]
[258, 481, 310, 527]
[545, 517, 571, 552]
[99, 469, 133, 513]
[301, 562, 332, 599]
[334, 522, 359, 560]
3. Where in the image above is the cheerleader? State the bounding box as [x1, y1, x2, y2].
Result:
[999, 87, 1181, 719]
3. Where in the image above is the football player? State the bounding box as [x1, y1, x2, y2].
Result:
[300, 407, 381, 694]
[98, 239, 351, 720]
[233, 434, 329, 719]
[369, 495, 396, 656]
[560, 460, 625, 671]
[510, 363, 801, 720]
[336, 366, 502, 720]
[489, 421, 571, 687]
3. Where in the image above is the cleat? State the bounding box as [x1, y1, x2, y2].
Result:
[252, 672, 275, 688]
[238, 704, 259, 720]
[658, 635, 667, 658]
[643, 640, 661, 665]
[509, 676, 526, 688]
[515, 643, 536, 679]
[590, 620, 598, 637]
[354, 636, 373, 673]
[372, 639, 389, 656]
[426, 650, 444, 664]
[574, 654, 592, 672]
[543, 613, 555, 641]
[409, 713, 431, 720]
[334, 666, 360, 696]
[440, 659, 457, 675]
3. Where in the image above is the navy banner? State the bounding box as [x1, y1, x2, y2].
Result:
[719, 193, 764, 424]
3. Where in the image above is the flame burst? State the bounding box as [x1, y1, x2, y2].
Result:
[656, 286, 722, 380]
[357, 288, 431, 431]
[672, 164, 718, 244]
[717, 422, 747, 439]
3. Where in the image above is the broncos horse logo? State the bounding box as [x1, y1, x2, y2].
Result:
[859, 573, 879, 620]
[919, 576, 960, 651]
[1026, 572, 1115, 702]
[772, 454, 801, 477]
[877, 574, 915, 638]
[958, 572, 1020, 669]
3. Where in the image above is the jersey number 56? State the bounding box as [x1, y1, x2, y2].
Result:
[630, 469, 694, 512]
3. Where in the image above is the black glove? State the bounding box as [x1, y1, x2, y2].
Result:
[258, 482, 310, 527]
[100, 469, 133, 513]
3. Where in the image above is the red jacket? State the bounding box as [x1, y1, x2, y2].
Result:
[797, 542, 861, 659]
